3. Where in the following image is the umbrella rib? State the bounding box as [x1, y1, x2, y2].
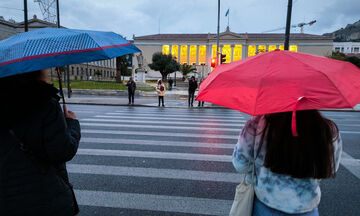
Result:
[285, 52, 353, 108]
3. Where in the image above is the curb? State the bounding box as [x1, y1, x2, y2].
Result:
[64, 101, 360, 112]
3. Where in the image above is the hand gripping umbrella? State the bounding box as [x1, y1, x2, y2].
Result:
[196, 50, 360, 136]
[0, 27, 140, 103]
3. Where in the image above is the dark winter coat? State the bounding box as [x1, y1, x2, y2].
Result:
[0, 80, 81, 216]
[126, 80, 136, 93]
[188, 79, 198, 92]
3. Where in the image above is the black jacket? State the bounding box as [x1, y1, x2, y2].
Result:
[126, 81, 136, 93]
[188, 79, 198, 92]
[0, 81, 81, 216]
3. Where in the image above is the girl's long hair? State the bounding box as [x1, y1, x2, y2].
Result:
[260, 110, 338, 179]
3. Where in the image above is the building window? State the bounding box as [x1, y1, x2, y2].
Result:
[233, 45, 242, 61]
[258, 45, 266, 54]
[198, 45, 206, 64]
[222, 45, 231, 63]
[290, 45, 298, 52]
[171, 45, 179, 61]
[90, 69, 92, 76]
[248, 45, 256, 57]
[335, 47, 340, 52]
[354, 47, 359, 53]
[76, 67, 79, 76]
[341, 47, 344, 52]
[162, 45, 170, 55]
[268, 45, 277, 51]
[180, 45, 188, 64]
[278, 45, 284, 50]
[189, 45, 197, 65]
[71, 67, 74, 75]
[212, 45, 217, 58]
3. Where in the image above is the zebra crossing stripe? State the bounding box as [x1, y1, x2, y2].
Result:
[81, 118, 243, 127]
[81, 129, 239, 139]
[341, 152, 360, 179]
[75, 190, 232, 216]
[81, 122, 242, 132]
[68, 164, 241, 183]
[77, 149, 232, 162]
[114, 109, 242, 116]
[94, 115, 247, 123]
[107, 112, 245, 119]
[80, 137, 235, 149]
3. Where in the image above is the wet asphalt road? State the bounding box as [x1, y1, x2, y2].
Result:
[66, 104, 360, 216]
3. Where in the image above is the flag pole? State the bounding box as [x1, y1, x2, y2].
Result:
[228, 9, 229, 27]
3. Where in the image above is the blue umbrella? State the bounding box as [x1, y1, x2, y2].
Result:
[0, 27, 140, 78]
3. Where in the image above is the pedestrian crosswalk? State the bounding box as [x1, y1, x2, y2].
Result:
[70, 107, 245, 216]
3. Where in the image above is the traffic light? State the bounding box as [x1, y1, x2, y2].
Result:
[220, 54, 226, 64]
[211, 58, 216, 67]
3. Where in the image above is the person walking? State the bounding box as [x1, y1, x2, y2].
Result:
[168, 77, 174, 90]
[188, 76, 198, 107]
[156, 79, 166, 107]
[0, 70, 81, 216]
[126, 77, 136, 105]
[232, 111, 342, 216]
[197, 77, 205, 107]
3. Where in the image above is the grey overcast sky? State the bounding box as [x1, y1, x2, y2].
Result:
[1, 0, 359, 39]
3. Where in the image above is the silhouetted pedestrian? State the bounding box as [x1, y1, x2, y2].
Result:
[126, 77, 136, 105]
[156, 79, 165, 107]
[188, 76, 198, 107]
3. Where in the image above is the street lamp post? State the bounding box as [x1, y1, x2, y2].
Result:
[216, 0, 220, 65]
[23, 0, 28, 32]
[284, 0, 293, 50]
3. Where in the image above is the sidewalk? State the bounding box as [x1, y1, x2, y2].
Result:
[64, 93, 360, 111]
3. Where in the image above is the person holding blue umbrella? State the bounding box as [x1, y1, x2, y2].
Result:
[0, 28, 140, 216]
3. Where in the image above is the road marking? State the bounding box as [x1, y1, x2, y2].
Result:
[81, 129, 239, 139]
[75, 190, 232, 216]
[68, 164, 240, 183]
[80, 122, 243, 132]
[340, 131, 360, 134]
[114, 110, 242, 117]
[81, 118, 243, 127]
[94, 115, 246, 123]
[77, 148, 232, 162]
[108, 112, 245, 119]
[80, 137, 235, 149]
[341, 152, 360, 179]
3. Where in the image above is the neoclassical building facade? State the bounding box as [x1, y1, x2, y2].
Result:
[133, 28, 333, 79]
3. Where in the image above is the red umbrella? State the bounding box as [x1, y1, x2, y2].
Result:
[197, 50, 360, 136]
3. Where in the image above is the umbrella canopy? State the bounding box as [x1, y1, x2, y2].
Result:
[197, 50, 360, 116]
[0, 27, 140, 78]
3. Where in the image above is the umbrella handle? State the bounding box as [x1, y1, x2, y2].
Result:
[56, 67, 66, 105]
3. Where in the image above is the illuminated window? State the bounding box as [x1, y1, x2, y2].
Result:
[278, 45, 284, 50]
[171, 45, 179, 61]
[290, 45, 298, 52]
[268, 45, 277, 51]
[233, 45, 242, 61]
[189, 45, 197, 65]
[212, 45, 217, 58]
[258, 45, 266, 54]
[180, 45, 188, 64]
[198, 45, 206, 64]
[162, 45, 170, 55]
[222, 45, 231, 63]
[248, 45, 256, 57]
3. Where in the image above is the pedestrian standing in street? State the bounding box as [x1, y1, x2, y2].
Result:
[232, 111, 342, 216]
[197, 77, 205, 107]
[168, 77, 174, 90]
[0, 70, 81, 216]
[188, 76, 198, 107]
[156, 79, 166, 107]
[126, 77, 136, 105]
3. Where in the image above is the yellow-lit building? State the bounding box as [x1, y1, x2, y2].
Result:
[133, 28, 333, 79]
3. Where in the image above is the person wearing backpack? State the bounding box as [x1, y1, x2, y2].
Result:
[156, 79, 166, 107]
[232, 111, 342, 216]
[0, 70, 81, 216]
